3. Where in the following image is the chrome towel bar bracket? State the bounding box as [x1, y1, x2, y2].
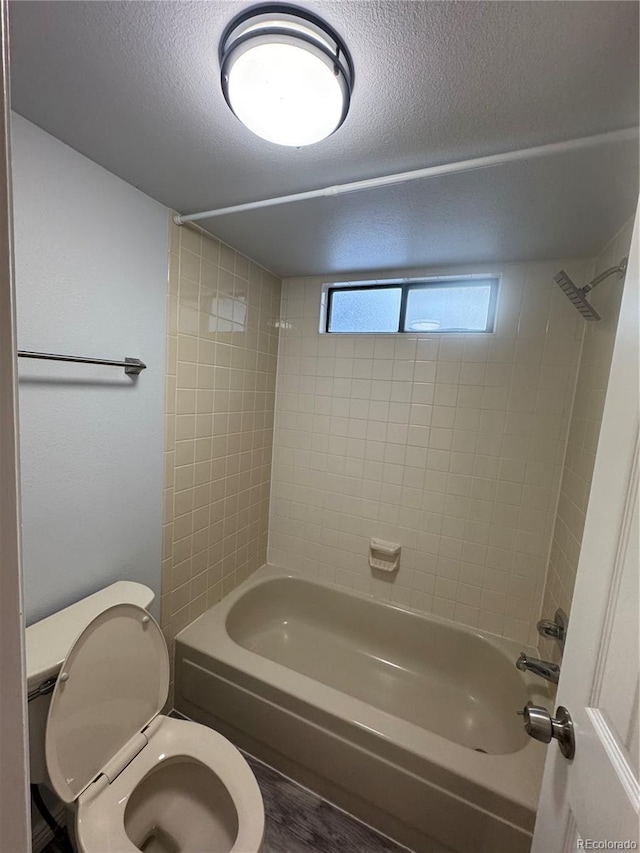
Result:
[17, 351, 147, 376]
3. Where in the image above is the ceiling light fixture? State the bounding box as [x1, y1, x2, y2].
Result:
[219, 4, 354, 147]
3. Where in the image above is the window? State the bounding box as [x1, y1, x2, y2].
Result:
[325, 277, 498, 334]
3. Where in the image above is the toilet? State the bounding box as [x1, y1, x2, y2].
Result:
[26, 583, 264, 853]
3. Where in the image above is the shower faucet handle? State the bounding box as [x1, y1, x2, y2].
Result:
[536, 608, 568, 653]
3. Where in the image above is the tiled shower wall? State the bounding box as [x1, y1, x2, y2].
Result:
[269, 260, 588, 645]
[161, 218, 281, 672]
[540, 220, 634, 659]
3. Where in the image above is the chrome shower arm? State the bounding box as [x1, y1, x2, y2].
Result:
[583, 257, 628, 294]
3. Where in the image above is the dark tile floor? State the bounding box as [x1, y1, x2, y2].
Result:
[40, 751, 411, 853]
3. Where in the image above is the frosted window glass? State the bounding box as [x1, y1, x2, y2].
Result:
[405, 285, 492, 332]
[329, 288, 402, 333]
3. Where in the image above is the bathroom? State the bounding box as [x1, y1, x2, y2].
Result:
[0, 1, 638, 852]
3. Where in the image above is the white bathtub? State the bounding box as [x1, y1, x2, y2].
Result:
[175, 566, 551, 853]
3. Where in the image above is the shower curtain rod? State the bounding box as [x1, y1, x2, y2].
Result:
[174, 127, 637, 225]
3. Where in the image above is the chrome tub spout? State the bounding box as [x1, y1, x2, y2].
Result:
[516, 652, 560, 685]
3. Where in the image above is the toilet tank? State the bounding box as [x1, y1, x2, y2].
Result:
[26, 581, 155, 787]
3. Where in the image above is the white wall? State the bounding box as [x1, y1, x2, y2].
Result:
[12, 114, 168, 624]
[270, 260, 586, 646]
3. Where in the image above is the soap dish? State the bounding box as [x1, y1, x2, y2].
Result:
[369, 539, 401, 573]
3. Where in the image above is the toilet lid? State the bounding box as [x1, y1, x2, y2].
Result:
[45, 603, 169, 803]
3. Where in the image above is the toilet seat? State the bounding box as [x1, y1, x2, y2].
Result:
[75, 715, 265, 853]
[45, 603, 264, 853]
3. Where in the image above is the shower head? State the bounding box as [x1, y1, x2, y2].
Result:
[554, 257, 628, 322]
[554, 270, 601, 321]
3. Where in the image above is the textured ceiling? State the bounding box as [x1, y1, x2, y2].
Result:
[9, 1, 639, 276]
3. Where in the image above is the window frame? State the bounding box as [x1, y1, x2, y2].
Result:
[324, 276, 499, 335]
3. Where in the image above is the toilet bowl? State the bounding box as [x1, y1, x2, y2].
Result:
[76, 716, 264, 853]
[43, 602, 264, 853]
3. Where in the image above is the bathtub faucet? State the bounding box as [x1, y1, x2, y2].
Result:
[515, 653, 560, 685]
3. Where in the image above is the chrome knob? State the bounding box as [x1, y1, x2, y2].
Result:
[518, 703, 575, 759]
[536, 607, 568, 653]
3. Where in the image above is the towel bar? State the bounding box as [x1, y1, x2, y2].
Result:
[17, 351, 146, 375]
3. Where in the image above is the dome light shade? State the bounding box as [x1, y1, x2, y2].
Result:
[220, 5, 354, 147]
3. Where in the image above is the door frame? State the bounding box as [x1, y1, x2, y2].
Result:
[0, 0, 31, 848]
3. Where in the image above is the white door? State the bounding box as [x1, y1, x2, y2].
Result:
[532, 209, 640, 852]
